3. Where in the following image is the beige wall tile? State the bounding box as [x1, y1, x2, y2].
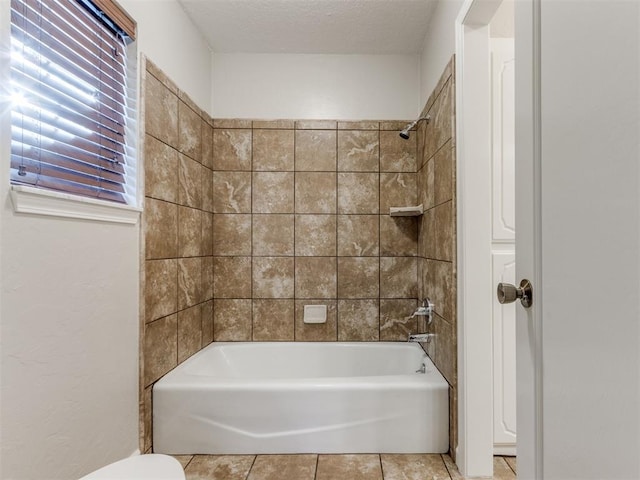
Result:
[380, 454, 450, 480]
[380, 121, 411, 131]
[143, 386, 152, 453]
[213, 299, 252, 341]
[253, 119, 295, 129]
[417, 159, 435, 210]
[425, 259, 455, 324]
[252, 257, 295, 298]
[435, 315, 457, 385]
[380, 131, 416, 172]
[144, 74, 178, 148]
[380, 172, 417, 213]
[253, 129, 295, 171]
[178, 257, 203, 309]
[202, 256, 214, 300]
[178, 155, 203, 208]
[294, 300, 337, 341]
[337, 257, 379, 298]
[145, 59, 178, 94]
[213, 129, 252, 170]
[248, 455, 317, 480]
[145, 259, 177, 323]
[143, 315, 177, 386]
[253, 299, 295, 341]
[214, 119, 253, 129]
[144, 134, 178, 203]
[178, 206, 202, 257]
[201, 120, 213, 169]
[295, 215, 337, 256]
[316, 455, 382, 480]
[213, 171, 252, 213]
[295, 130, 337, 171]
[337, 215, 379, 256]
[338, 121, 379, 130]
[337, 173, 379, 214]
[144, 198, 178, 259]
[434, 140, 455, 205]
[201, 300, 214, 346]
[253, 214, 294, 256]
[202, 212, 213, 256]
[423, 78, 454, 161]
[380, 257, 418, 298]
[380, 216, 418, 257]
[337, 131, 379, 172]
[213, 214, 252, 256]
[178, 89, 202, 118]
[213, 257, 252, 298]
[295, 120, 336, 130]
[295, 257, 337, 299]
[337, 300, 379, 341]
[253, 172, 295, 213]
[419, 208, 436, 259]
[295, 172, 337, 214]
[379, 299, 418, 341]
[178, 101, 202, 162]
[202, 168, 214, 212]
[434, 201, 454, 262]
[184, 455, 255, 480]
[178, 304, 202, 363]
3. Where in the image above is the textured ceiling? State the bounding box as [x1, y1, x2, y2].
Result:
[177, 0, 437, 54]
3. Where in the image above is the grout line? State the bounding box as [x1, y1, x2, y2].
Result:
[245, 455, 258, 480]
[378, 454, 384, 480]
[182, 455, 195, 471]
[313, 454, 319, 480]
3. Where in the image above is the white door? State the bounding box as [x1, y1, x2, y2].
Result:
[491, 37, 517, 454]
[515, 1, 640, 478]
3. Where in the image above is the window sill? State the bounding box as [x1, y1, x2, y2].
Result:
[10, 185, 142, 224]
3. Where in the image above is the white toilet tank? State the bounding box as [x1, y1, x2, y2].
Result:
[79, 454, 185, 480]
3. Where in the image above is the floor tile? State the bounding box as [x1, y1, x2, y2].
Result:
[247, 454, 317, 480]
[381, 454, 450, 480]
[504, 456, 517, 474]
[172, 455, 194, 469]
[316, 454, 383, 480]
[441, 454, 463, 480]
[184, 455, 255, 480]
[493, 457, 516, 480]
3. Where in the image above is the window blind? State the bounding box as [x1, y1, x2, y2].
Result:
[10, 0, 135, 204]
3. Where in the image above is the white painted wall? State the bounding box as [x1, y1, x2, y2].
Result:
[120, 0, 213, 115]
[212, 53, 420, 120]
[0, 1, 212, 479]
[419, 0, 464, 106]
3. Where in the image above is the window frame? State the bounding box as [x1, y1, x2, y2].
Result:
[7, 0, 140, 222]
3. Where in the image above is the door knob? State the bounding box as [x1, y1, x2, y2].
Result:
[497, 279, 533, 308]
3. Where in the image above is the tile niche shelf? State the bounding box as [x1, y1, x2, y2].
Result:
[389, 204, 424, 217]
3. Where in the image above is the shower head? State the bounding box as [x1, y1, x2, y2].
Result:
[399, 115, 431, 139]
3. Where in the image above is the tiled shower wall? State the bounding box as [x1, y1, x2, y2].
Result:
[417, 57, 457, 457]
[140, 59, 216, 453]
[139, 56, 457, 455]
[209, 119, 421, 343]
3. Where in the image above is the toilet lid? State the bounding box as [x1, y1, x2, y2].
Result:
[79, 454, 185, 480]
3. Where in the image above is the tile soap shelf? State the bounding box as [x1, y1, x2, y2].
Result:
[389, 204, 424, 217]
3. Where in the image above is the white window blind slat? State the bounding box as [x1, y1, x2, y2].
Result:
[10, 0, 134, 204]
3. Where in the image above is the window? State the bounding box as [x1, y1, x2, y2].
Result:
[9, 0, 136, 204]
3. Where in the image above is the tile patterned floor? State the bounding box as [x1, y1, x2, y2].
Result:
[174, 454, 517, 480]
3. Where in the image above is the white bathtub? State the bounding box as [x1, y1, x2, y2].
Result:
[153, 342, 449, 454]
